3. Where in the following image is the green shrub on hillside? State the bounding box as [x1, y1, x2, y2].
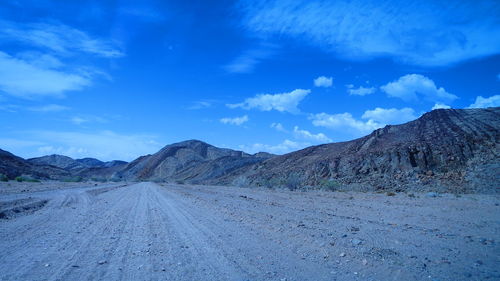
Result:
[285, 173, 302, 191]
[261, 177, 281, 189]
[0, 174, 8, 182]
[319, 179, 340, 191]
[15, 176, 40, 182]
[62, 176, 83, 182]
[91, 177, 107, 183]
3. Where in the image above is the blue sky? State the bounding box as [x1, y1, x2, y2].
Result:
[0, 0, 499, 161]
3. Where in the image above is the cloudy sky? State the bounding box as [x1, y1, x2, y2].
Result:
[1, 0, 499, 161]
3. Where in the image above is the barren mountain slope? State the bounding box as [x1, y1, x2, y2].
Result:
[219, 107, 499, 193]
[28, 155, 88, 170]
[0, 149, 69, 180]
[114, 140, 273, 182]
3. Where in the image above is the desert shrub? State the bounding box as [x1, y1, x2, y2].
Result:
[0, 174, 8, 182]
[261, 177, 281, 189]
[62, 176, 83, 182]
[15, 176, 40, 182]
[91, 177, 107, 183]
[319, 179, 340, 191]
[285, 173, 302, 191]
[110, 177, 122, 182]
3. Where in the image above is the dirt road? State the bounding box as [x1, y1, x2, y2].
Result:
[0, 182, 499, 281]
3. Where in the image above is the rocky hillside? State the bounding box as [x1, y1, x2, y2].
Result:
[0, 149, 69, 180]
[219, 108, 499, 193]
[113, 140, 274, 182]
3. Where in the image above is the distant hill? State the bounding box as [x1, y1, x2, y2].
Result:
[218, 107, 499, 193]
[113, 140, 274, 183]
[0, 149, 69, 180]
[28, 155, 127, 171]
[28, 155, 88, 170]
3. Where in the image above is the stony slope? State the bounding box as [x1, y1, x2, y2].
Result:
[218, 107, 499, 193]
[113, 140, 273, 182]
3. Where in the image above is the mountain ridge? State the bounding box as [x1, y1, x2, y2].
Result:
[1, 107, 498, 193]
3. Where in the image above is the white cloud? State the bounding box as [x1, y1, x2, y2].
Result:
[0, 21, 123, 58]
[270, 122, 287, 132]
[310, 107, 419, 138]
[313, 76, 333, 87]
[239, 139, 306, 154]
[9, 130, 161, 161]
[468, 95, 500, 108]
[361, 107, 416, 124]
[227, 89, 310, 113]
[347, 85, 376, 96]
[28, 104, 70, 112]
[239, 0, 500, 66]
[293, 126, 331, 142]
[0, 51, 90, 98]
[220, 115, 249, 126]
[380, 74, 457, 102]
[310, 112, 381, 136]
[431, 103, 451, 110]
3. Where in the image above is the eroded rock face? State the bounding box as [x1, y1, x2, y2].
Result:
[229, 108, 499, 193]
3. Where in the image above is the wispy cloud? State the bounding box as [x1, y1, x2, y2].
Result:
[347, 85, 376, 96]
[238, 0, 500, 66]
[220, 115, 249, 126]
[313, 76, 332, 88]
[7, 130, 161, 161]
[0, 20, 124, 58]
[70, 115, 108, 125]
[468, 95, 500, 108]
[0, 51, 90, 98]
[0, 20, 123, 99]
[380, 74, 457, 103]
[224, 43, 278, 73]
[187, 101, 212, 110]
[227, 89, 310, 113]
[28, 104, 70, 112]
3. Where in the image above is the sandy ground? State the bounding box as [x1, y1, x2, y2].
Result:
[0, 182, 499, 281]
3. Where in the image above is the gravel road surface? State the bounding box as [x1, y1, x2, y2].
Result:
[0, 182, 499, 281]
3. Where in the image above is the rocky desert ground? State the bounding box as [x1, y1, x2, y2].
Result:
[1, 181, 499, 281]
